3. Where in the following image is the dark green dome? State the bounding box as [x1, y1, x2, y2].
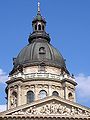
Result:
[14, 39, 66, 69]
[32, 13, 46, 24]
[10, 9, 69, 75]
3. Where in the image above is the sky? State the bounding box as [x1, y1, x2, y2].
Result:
[0, 0, 90, 112]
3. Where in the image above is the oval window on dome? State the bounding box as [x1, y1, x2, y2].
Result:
[39, 47, 46, 54]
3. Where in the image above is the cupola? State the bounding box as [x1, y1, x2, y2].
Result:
[28, 1, 50, 43]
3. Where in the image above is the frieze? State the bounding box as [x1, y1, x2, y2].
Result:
[12, 102, 90, 116]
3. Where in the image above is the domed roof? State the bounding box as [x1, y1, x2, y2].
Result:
[32, 13, 46, 24]
[10, 5, 69, 75]
[14, 39, 66, 69]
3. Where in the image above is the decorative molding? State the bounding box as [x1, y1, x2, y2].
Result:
[9, 72, 75, 82]
[12, 102, 90, 116]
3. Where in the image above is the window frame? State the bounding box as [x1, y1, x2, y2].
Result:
[27, 91, 35, 103]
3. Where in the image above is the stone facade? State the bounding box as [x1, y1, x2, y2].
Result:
[0, 96, 90, 120]
[0, 1, 90, 120]
[7, 65, 76, 109]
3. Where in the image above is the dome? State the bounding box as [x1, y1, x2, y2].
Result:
[14, 39, 66, 69]
[32, 13, 46, 24]
[10, 7, 69, 75]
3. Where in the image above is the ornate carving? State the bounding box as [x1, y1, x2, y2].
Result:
[67, 86, 75, 92]
[26, 107, 37, 115]
[10, 86, 18, 108]
[12, 102, 90, 116]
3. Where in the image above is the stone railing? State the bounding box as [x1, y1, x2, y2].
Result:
[24, 73, 62, 80]
[9, 72, 75, 81]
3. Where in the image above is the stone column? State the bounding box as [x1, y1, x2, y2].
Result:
[7, 87, 10, 110]
[18, 84, 21, 106]
[64, 86, 68, 99]
[73, 89, 76, 102]
[35, 84, 38, 100]
[49, 85, 52, 96]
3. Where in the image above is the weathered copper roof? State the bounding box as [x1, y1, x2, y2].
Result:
[14, 39, 66, 69]
[10, 9, 69, 75]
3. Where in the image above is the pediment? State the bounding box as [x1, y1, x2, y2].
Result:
[1, 96, 90, 118]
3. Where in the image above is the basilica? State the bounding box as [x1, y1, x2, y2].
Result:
[0, 2, 90, 120]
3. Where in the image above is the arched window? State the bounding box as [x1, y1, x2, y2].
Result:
[27, 91, 34, 103]
[39, 47, 46, 54]
[52, 91, 59, 96]
[38, 24, 41, 30]
[35, 24, 37, 30]
[68, 92, 73, 100]
[39, 47, 46, 60]
[10, 91, 17, 107]
[39, 90, 47, 99]
[12, 91, 17, 98]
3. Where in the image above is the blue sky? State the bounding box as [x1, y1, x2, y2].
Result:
[0, 0, 90, 111]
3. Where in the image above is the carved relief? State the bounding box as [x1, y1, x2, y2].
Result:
[25, 85, 35, 90]
[67, 86, 75, 92]
[51, 85, 55, 89]
[25, 85, 30, 89]
[10, 86, 18, 108]
[10, 93, 17, 107]
[56, 86, 61, 90]
[13, 102, 90, 116]
[38, 85, 43, 88]
[44, 85, 48, 89]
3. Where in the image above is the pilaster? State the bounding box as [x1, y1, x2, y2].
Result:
[7, 87, 10, 110]
[18, 84, 21, 106]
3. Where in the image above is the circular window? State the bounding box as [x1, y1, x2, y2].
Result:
[39, 90, 47, 99]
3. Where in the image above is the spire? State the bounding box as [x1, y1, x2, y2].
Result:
[38, 0, 41, 14]
[28, 0, 50, 43]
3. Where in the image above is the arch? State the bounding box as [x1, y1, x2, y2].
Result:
[27, 91, 34, 103]
[12, 91, 17, 98]
[39, 47, 46, 60]
[39, 90, 47, 99]
[10, 91, 17, 107]
[39, 47, 46, 54]
[38, 24, 41, 30]
[68, 92, 73, 100]
[52, 91, 59, 96]
[35, 24, 37, 30]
